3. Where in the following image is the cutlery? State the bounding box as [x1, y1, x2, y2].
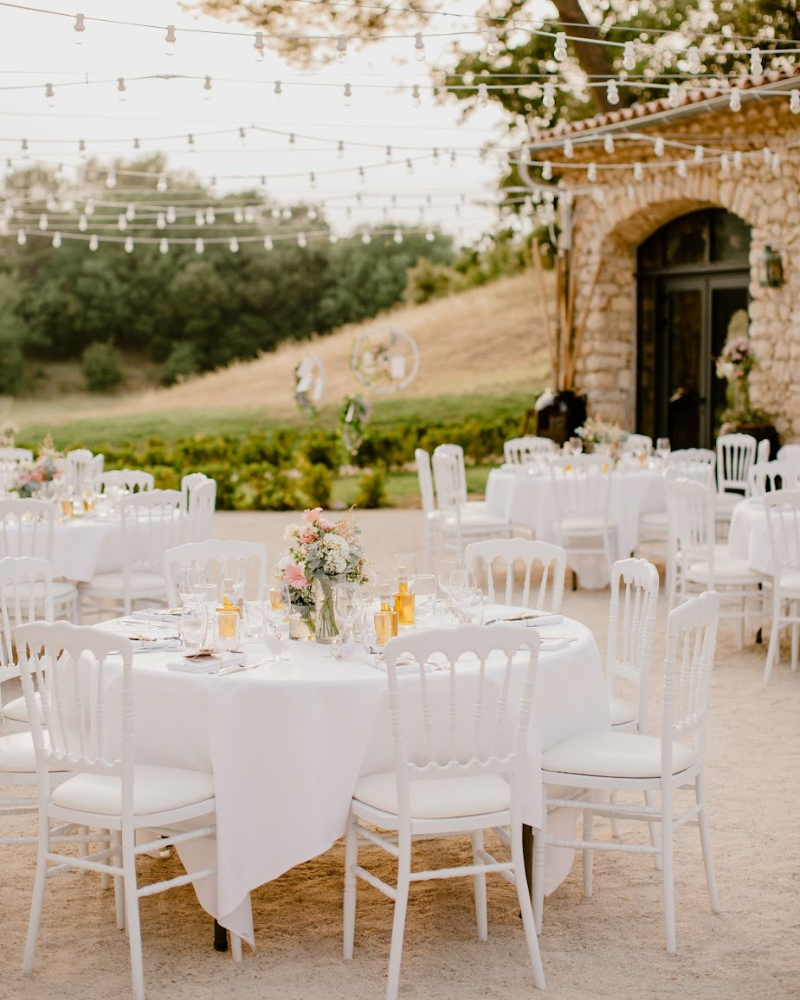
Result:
[213, 659, 268, 676]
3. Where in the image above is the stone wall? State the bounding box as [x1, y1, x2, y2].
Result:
[553, 99, 800, 439]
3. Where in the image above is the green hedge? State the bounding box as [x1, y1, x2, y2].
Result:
[44, 414, 519, 510]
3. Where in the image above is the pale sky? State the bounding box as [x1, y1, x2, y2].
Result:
[0, 0, 528, 243]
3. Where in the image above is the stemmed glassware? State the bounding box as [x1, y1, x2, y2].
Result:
[264, 583, 291, 660]
[177, 565, 206, 609]
[413, 573, 437, 622]
[334, 582, 363, 646]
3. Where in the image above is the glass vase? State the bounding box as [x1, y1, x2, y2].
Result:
[314, 578, 340, 645]
[289, 603, 315, 641]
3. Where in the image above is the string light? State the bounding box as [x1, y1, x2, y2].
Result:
[654, 137, 665, 156]
[52, 232, 61, 249]
[542, 161, 553, 180]
[45, 83, 55, 108]
[563, 139, 574, 158]
[297, 232, 307, 248]
[239, 126, 247, 145]
[622, 41, 636, 72]
[412, 84, 421, 108]
[792, 91, 800, 114]
[187, 134, 195, 151]
[676, 159, 687, 178]
[117, 214, 127, 231]
[587, 163, 597, 182]
[133, 138, 140, 150]
[686, 47, 701, 74]
[78, 139, 87, 159]
[274, 80, 282, 99]
[477, 83, 489, 107]
[156, 213, 166, 230]
[195, 210, 205, 226]
[159, 237, 169, 254]
[203, 76, 212, 99]
[554, 32, 567, 62]
[117, 77, 126, 102]
[335, 34, 348, 64]
[229, 236, 239, 253]
[386, 144, 393, 162]
[244, 207, 255, 224]
[542, 82, 555, 109]
[166, 206, 176, 224]
[165, 25, 177, 56]
[195, 237, 204, 254]
[125, 203, 136, 221]
[85, 198, 94, 216]
[124, 235, 134, 253]
[157, 174, 168, 193]
[205, 207, 215, 224]
[633, 162, 643, 181]
[729, 86, 741, 112]
[450, 150, 457, 168]
[414, 32, 425, 62]
[106, 170, 117, 189]
[263, 235, 273, 251]
[344, 83, 352, 106]
[486, 28, 500, 58]
[720, 153, 730, 174]
[425, 230, 435, 243]
[17, 229, 26, 246]
[668, 81, 681, 107]
[78, 214, 88, 231]
[771, 152, 781, 176]
[361, 231, 371, 244]
[393, 229, 403, 244]
[406, 158, 414, 174]
[39, 213, 48, 231]
[603, 135, 615, 154]
[750, 47, 763, 77]
[606, 80, 620, 105]
[73, 13, 85, 45]
[733, 150, 743, 170]
[309, 172, 316, 189]
[89, 234, 98, 251]
[253, 31, 265, 63]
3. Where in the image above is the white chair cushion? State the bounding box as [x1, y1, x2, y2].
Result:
[715, 492, 744, 514]
[2, 580, 78, 603]
[354, 772, 511, 819]
[81, 571, 165, 595]
[639, 511, 668, 529]
[542, 731, 697, 779]
[0, 731, 68, 773]
[608, 696, 637, 727]
[51, 764, 215, 816]
[686, 557, 759, 584]
[1, 692, 41, 724]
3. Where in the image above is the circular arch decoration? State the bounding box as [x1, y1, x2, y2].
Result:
[350, 326, 420, 394]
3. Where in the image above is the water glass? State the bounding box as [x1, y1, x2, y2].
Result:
[243, 601, 266, 640]
[413, 574, 437, 620]
[437, 557, 462, 601]
[181, 605, 208, 651]
[335, 582, 363, 643]
[178, 566, 206, 608]
[215, 609, 241, 651]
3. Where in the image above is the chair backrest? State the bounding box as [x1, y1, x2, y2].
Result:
[762, 489, 800, 575]
[465, 538, 567, 612]
[606, 557, 660, 734]
[0, 447, 33, 463]
[66, 449, 104, 494]
[183, 478, 217, 543]
[621, 433, 653, 455]
[433, 444, 467, 505]
[181, 472, 209, 512]
[549, 456, 613, 519]
[776, 443, 800, 474]
[0, 498, 55, 560]
[119, 489, 184, 574]
[431, 451, 462, 516]
[18, 621, 134, 789]
[747, 461, 797, 497]
[661, 591, 720, 768]
[383, 624, 539, 818]
[415, 449, 436, 516]
[503, 436, 556, 465]
[101, 469, 155, 495]
[665, 458, 716, 488]
[716, 433, 756, 494]
[163, 539, 268, 606]
[0, 556, 54, 692]
[671, 477, 715, 573]
[668, 448, 715, 468]
[756, 438, 771, 465]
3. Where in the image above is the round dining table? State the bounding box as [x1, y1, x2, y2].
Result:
[96, 607, 610, 948]
[485, 464, 666, 588]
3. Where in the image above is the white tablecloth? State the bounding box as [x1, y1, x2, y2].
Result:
[97, 611, 609, 946]
[727, 498, 775, 576]
[486, 467, 665, 588]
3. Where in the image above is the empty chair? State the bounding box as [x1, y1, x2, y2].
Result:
[638, 453, 716, 570]
[762, 489, 800, 683]
[432, 452, 512, 557]
[777, 443, 800, 479]
[343, 624, 545, 999]
[549, 455, 615, 584]
[670, 477, 762, 645]
[183, 478, 217, 543]
[100, 469, 154, 495]
[756, 438, 770, 465]
[532, 592, 721, 953]
[621, 433, 653, 456]
[0, 447, 33, 463]
[181, 472, 209, 511]
[747, 461, 798, 497]
[0, 500, 78, 622]
[66, 449, 103, 496]
[18, 620, 229, 1000]
[164, 539, 268, 607]
[715, 434, 756, 529]
[0, 557, 55, 734]
[432, 443, 469, 505]
[503, 436, 557, 465]
[415, 449, 441, 572]
[80, 489, 184, 617]
[465, 538, 567, 613]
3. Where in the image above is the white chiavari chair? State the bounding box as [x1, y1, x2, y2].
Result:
[747, 461, 798, 497]
[163, 539, 267, 607]
[432, 452, 512, 558]
[762, 489, 800, 683]
[465, 538, 566, 613]
[100, 469, 154, 495]
[549, 455, 615, 585]
[503, 436, 557, 465]
[415, 448, 441, 572]
[182, 478, 217, 543]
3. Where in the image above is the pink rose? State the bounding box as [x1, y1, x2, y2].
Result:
[284, 564, 310, 589]
[301, 528, 318, 544]
[303, 507, 323, 524]
[318, 517, 335, 530]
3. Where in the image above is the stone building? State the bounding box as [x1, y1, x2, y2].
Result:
[519, 68, 800, 449]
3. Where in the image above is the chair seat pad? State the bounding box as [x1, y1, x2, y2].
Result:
[0, 731, 68, 773]
[51, 764, 215, 817]
[542, 732, 697, 779]
[560, 516, 608, 533]
[715, 492, 744, 514]
[442, 512, 508, 530]
[608, 696, 637, 727]
[686, 558, 759, 583]
[639, 511, 668, 529]
[1, 692, 41, 724]
[82, 571, 165, 595]
[354, 772, 510, 819]
[776, 570, 800, 596]
[2, 580, 78, 602]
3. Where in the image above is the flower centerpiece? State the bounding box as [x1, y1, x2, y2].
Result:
[574, 417, 629, 455]
[0, 420, 19, 448]
[277, 506, 370, 643]
[13, 434, 65, 499]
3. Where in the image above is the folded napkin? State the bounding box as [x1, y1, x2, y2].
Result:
[166, 652, 245, 674]
[128, 609, 182, 624]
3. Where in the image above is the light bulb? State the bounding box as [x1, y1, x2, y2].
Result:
[361, 232, 371, 245]
[337, 140, 345, 159]
[406, 159, 414, 175]
[477, 83, 489, 107]
[274, 80, 282, 99]
[52, 232, 62, 249]
[187, 134, 195, 152]
[750, 46, 763, 77]
[157, 174, 168, 193]
[233, 208, 244, 224]
[432, 147, 440, 165]
[344, 83, 352, 106]
[239, 126, 247, 145]
[686, 46, 701, 74]
[203, 76, 212, 99]
[118, 215, 127, 231]
[271, 208, 281, 220]
[45, 82, 55, 108]
[393, 229, 403, 244]
[126, 203, 136, 221]
[254, 31, 265, 62]
[604, 135, 615, 154]
[297, 232, 307, 248]
[412, 84, 421, 108]
[554, 31, 567, 62]
[205, 207, 215, 225]
[244, 207, 255, 223]
[450, 151, 457, 168]
[720, 153, 730, 174]
[622, 41, 636, 72]
[425, 230, 434, 243]
[542, 161, 553, 180]
[195, 210, 205, 227]
[386, 144, 393, 162]
[791, 90, 800, 114]
[195, 238, 204, 254]
[282, 208, 292, 220]
[587, 163, 597, 182]
[668, 82, 681, 107]
[563, 139, 574, 158]
[633, 162, 643, 181]
[166, 206, 176, 224]
[85, 198, 94, 216]
[73, 12, 85, 45]
[156, 213, 166, 230]
[335, 34, 347, 63]
[106, 170, 117, 189]
[733, 150, 743, 170]
[543, 82, 555, 109]
[606, 79, 619, 105]
[124, 236, 134, 253]
[763, 146, 772, 165]
[133, 138, 140, 150]
[329, 232, 338, 244]
[772, 152, 781, 175]
[654, 137, 665, 157]
[20, 138, 29, 159]
[17, 229, 26, 246]
[486, 28, 500, 57]
[55, 162, 64, 179]
[358, 166, 365, 184]
[165, 24, 176, 56]
[263, 236, 273, 250]
[414, 32, 425, 62]
[46, 195, 58, 212]
[694, 145, 704, 163]
[676, 160, 687, 178]
[288, 132, 295, 145]
[229, 236, 239, 253]
[159, 238, 169, 254]
[39, 214, 48, 231]
[78, 214, 88, 231]
[307, 207, 317, 221]
[117, 77, 126, 101]
[729, 87, 741, 112]
[89, 234, 98, 251]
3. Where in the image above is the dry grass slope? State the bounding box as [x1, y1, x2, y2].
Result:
[86, 271, 552, 420]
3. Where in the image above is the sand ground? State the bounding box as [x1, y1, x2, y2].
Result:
[1, 509, 799, 1000]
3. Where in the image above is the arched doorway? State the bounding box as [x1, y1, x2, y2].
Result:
[636, 208, 751, 449]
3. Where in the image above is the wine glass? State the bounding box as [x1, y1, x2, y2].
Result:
[265, 583, 291, 660]
[335, 582, 363, 644]
[656, 437, 672, 462]
[568, 436, 583, 455]
[181, 604, 208, 651]
[243, 600, 266, 640]
[177, 565, 206, 608]
[412, 573, 437, 621]
[437, 557, 462, 602]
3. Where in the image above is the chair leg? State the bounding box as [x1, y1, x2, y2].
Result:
[23, 812, 50, 974]
[791, 607, 799, 671]
[343, 813, 358, 960]
[661, 810, 676, 954]
[764, 595, 781, 684]
[112, 829, 126, 930]
[610, 791, 621, 839]
[510, 822, 546, 990]
[532, 810, 547, 934]
[122, 829, 146, 1000]
[695, 771, 720, 914]
[644, 790, 662, 871]
[583, 797, 594, 898]
[471, 831, 488, 942]
[386, 837, 412, 1000]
